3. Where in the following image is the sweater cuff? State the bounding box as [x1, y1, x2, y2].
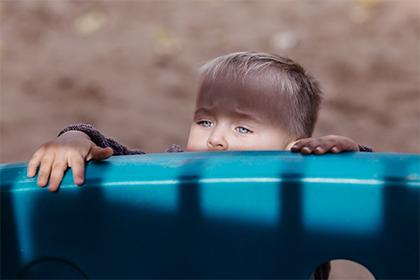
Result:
[57, 123, 109, 148]
[358, 144, 373, 152]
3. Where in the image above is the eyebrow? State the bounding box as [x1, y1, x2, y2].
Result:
[231, 110, 262, 123]
[194, 107, 262, 123]
[194, 108, 212, 116]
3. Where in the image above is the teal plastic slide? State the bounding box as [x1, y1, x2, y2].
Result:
[1, 151, 419, 278]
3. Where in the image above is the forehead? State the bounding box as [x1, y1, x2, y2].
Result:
[196, 76, 288, 124]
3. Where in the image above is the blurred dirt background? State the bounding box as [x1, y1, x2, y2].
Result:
[0, 0, 419, 162]
[0, 0, 419, 277]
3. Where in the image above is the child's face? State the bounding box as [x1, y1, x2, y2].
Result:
[186, 108, 290, 152]
[185, 82, 292, 152]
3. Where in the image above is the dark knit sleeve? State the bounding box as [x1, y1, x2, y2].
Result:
[57, 123, 145, 156]
[358, 144, 373, 152]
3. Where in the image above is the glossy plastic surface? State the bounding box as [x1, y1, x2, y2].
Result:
[1, 151, 419, 278]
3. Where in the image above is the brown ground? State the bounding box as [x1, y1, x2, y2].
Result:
[1, 0, 419, 163]
[0, 1, 419, 277]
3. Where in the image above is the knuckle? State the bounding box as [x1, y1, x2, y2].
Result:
[53, 160, 67, 168]
[69, 159, 83, 169]
[307, 141, 319, 148]
[41, 141, 55, 149]
[318, 142, 328, 148]
[28, 159, 38, 167]
[67, 148, 85, 158]
[321, 140, 334, 148]
[72, 155, 85, 164]
[38, 143, 47, 150]
[32, 147, 46, 158]
[43, 141, 69, 152]
[39, 161, 52, 172]
[40, 157, 52, 165]
[295, 138, 307, 144]
[38, 169, 48, 177]
[32, 150, 42, 158]
[335, 142, 343, 149]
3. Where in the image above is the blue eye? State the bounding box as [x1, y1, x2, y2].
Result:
[235, 126, 253, 134]
[197, 120, 213, 128]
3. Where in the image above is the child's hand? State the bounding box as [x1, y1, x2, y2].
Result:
[27, 131, 113, 192]
[288, 135, 359, 155]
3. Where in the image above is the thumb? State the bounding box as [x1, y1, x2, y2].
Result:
[89, 146, 113, 160]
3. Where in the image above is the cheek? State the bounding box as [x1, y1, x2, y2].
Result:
[186, 126, 209, 151]
[227, 137, 264, 150]
[255, 138, 286, 150]
[230, 132, 288, 151]
[256, 131, 289, 150]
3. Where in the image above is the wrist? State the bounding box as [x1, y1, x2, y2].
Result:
[58, 123, 97, 141]
[59, 130, 91, 141]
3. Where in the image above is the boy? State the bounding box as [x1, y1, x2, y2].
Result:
[27, 51, 372, 279]
[27, 52, 370, 192]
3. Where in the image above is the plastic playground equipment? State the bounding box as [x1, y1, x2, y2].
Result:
[1, 151, 419, 278]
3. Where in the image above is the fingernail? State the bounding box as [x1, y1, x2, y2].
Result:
[291, 145, 299, 151]
[75, 178, 83, 185]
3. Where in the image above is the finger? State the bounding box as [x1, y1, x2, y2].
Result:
[89, 146, 113, 161]
[301, 146, 313, 154]
[304, 140, 323, 149]
[286, 140, 298, 151]
[290, 139, 308, 152]
[69, 155, 85, 185]
[313, 139, 337, 154]
[300, 139, 322, 154]
[27, 149, 45, 177]
[331, 145, 344, 153]
[290, 144, 302, 153]
[48, 161, 68, 192]
[313, 146, 326, 154]
[37, 156, 54, 187]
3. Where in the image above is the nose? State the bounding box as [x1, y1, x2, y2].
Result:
[207, 128, 228, 151]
